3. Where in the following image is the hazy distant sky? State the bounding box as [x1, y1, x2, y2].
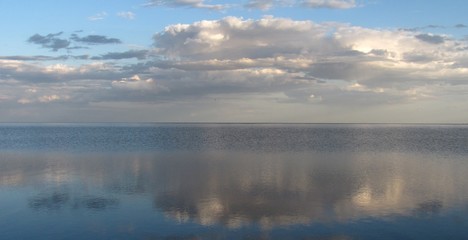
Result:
[1, 0, 467, 123]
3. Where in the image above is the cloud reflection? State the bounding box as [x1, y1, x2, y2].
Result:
[1, 150, 468, 227]
[148, 152, 468, 228]
[28, 191, 119, 211]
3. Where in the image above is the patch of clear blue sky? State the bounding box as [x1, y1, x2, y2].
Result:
[1, 0, 467, 56]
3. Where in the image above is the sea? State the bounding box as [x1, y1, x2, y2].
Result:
[0, 123, 467, 240]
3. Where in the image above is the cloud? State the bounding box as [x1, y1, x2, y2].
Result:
[0, 55, 69, 61]
[38, 94, 69, 103]
[243, 0, 358, 10]
[147, 16, 468, 106]
[244, 0, 294, 10]
[117, 11, 135, 20]
[93, 50, 149, 60]
[245, 0, 275, 10]
[112, 75, 167, 92]
[455, 24, 467, 28]
[301, 0, 357, 9]
[0, 59, 123, 83]
[153, 16, 345, 60]
[27, 32, 71, 51]
[5, 17, 468, 122]
[0, 54, 90, 61]
[27, 32, 122, 53]
[88, 11, 108, 21]
[415, 33, 445, 44]
[145, 0, 229, 10]
[70, 34, 122, 45]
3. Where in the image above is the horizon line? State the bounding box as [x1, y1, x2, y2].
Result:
[0, 122, 467, 125]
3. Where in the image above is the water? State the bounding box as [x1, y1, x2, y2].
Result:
[1, 124, 467, 239]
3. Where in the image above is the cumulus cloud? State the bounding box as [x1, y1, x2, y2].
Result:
[153, 16, 344, 60]
[148, 16, 468, 106]
[5, 16, 468, 122]
[145, 0, 229, 10]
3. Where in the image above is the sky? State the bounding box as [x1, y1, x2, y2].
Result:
[1, 0, 468, 123]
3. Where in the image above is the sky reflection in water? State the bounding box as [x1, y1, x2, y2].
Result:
[0, 125, 468, 239]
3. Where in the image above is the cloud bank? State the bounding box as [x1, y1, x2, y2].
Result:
[3, 16, 468, 122]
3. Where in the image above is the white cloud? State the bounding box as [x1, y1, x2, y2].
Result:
[145, 0, 229, 10]
[154, 16, 339, 60]
[88, 12, 108, 21]
[150, 16, 468, 106]
[38, 94, 66, 103]
[117, 11, 135, 20]
[301, 0, 356, 9]
[244, 0, 294, 10]
[3, 16, 468, 122]
[245, 0, 276, 10]
[244, 0, 359, 10]
[112, 75, 168, 92]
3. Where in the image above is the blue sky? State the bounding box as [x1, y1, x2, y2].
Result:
[1, 0, 468, 122]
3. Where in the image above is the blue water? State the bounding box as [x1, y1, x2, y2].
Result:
[1, 124, 468, 239]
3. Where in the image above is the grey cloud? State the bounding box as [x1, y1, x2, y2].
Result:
[426, 24, 443, 29]
[0, 55, 89, 62]
[71, 55, 90, 60]
[27, 32, 121, 52]
[399, 25, 448, 32]
[153, 57, 314, 72]
[415, 34, 445, 44]
[145, 0, 229, 10]
[27, 32, 71, 51]
[0, 55, 68, 61]
[455, 24, 467, 28]
[71, 34, 122, 45]
[66, 46, 90, 50]
[306, 61, 366, 81]
[399, 27, 418, 32]
[93, 50, 149, 60]
[368, 49, 395, 58]
[0, 54, 90, 61]
[403, 52, 436, 63]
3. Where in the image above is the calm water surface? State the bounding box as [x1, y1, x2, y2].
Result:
[1, 124, 468, 239]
